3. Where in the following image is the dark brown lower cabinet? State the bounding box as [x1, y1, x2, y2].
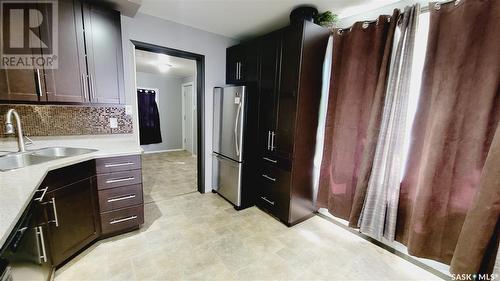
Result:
[44, 178, 99, 266]
[34, 154, 143, 269]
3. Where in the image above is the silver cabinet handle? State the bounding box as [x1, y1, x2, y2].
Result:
[236, 62, 240, 80]
[81, 74, 87, 100]
[104, 162, 134, 168]
[238, 62, 242, 80]
[107, 194, 136, 203]
[110, 215, 137, 225]
[261, 196, 275, 206]
[263, 157, 277, 164]
[35, 69, 43, 97]
[36, 226, 47, 263]
[51, 197, 59, 227]
[262, 174, 276, 182]
[267, 131, 271, 150]
[106, 176, 134, 184]
[34, 186, 48, 202]
[271, 131, 276, 151]
[89, 74, 95, 101]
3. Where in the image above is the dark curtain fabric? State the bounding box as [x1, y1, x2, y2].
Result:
[137, 90, 162, 145]
[395, 0, 500, 270]
[317, 11, 399, 220]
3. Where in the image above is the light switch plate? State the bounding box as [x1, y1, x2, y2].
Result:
[125, 105, 133, 115]
[109, 118, 118, 128]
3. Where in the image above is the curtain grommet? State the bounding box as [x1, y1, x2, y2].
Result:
[337, 29, 343, 35]
[455, 0, 461, 6]
[362, 22, 369, 29]
[434, 2, 441, 10]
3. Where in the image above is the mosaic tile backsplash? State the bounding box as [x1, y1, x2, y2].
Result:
[0, 104, 133, 137]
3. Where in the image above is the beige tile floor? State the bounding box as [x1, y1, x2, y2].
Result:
[55, 152, 443, 281]
[55, 195, 443, 280]
[142, 151, 197, 203]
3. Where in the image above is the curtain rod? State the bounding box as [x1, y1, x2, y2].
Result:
[421, 0, 460, 13]
[338, 0, 461, 31]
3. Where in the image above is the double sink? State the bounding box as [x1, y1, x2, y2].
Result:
[0, 147, 97, 171]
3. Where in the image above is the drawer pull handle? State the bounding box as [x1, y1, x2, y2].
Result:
[261, 196, 275, 205]
[104, 162, 134, 168]
[106, 177, 134, 184]
[107, 194, 136, 203]
[34, 186, 48, 202]
[263, 157, 277, 164]
[110, 215, 137, 225]
[262, 174, 276, 182]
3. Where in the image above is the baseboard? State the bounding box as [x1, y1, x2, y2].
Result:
[142, 148, 184, 154]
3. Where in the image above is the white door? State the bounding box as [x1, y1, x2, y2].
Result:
[182, 83, 194, 154]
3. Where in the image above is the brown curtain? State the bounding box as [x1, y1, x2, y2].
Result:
[395, 0, 500, 271]
[317, 10, 399, 220]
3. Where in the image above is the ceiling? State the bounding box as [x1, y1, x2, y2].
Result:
[135, 50, 196, 78]
[138, 0, 400, 40]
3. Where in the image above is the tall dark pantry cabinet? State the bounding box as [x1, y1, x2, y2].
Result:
[226, 20, 330, 226]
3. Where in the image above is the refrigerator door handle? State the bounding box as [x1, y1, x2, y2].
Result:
[234, 101, 242, 156]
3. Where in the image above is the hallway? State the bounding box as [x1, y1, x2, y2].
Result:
[142, 151, 197, 203]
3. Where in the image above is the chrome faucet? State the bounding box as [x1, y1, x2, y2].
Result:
[5, 109, 27, 152]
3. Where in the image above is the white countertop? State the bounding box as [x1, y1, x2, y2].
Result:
[0, 134, 142, 247]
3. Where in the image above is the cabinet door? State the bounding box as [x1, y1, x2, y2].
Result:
[83, 4, 124, 104]
[258, 32, 280, 157]
[0, 69, 40, 101]
[243, 41, 260, 82]
[0, 2, 42, 102]
[45, 178, 99, 266]
[226, 45, 243, 84]
[274, 25, 302, 159]
[40, 0, 88, 103]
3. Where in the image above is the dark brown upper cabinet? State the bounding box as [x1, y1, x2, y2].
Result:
[226, 42, 260, 84]
[83, 3, 125, 104]
[0, 2, 43, 102]
[41, 0, 88, 103]
[0, 0, 125, 104]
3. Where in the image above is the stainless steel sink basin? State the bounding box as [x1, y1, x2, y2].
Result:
[0, 147, 97, 171]
[0, 153, 53, 171]
[30, 147, 97, 158]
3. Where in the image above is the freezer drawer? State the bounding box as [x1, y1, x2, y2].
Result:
[212, 153, 242, 206]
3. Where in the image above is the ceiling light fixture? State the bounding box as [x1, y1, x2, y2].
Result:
[158, 63, 172, 73]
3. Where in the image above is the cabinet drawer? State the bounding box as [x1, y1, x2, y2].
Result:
[96, 169, 142, 190]
[98, 184, 143, 212]
[257, 164, 291, 221]
[260, 155, 292, 171]
[95, 155, 141, 174]
[100, 205, 144, 234]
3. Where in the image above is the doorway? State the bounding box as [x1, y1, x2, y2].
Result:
[181, 82, 196, 155]
[132, 41, 205, 200]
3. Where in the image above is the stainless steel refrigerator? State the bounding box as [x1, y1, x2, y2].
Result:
[212, 85, 247, 207]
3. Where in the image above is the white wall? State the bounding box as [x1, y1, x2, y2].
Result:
[121, 13, 238, 192]
[136, 71, 183, 152]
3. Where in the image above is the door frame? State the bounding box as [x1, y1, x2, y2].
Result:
[131, 40, 205, 194]
[181, 82, 195, 153]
